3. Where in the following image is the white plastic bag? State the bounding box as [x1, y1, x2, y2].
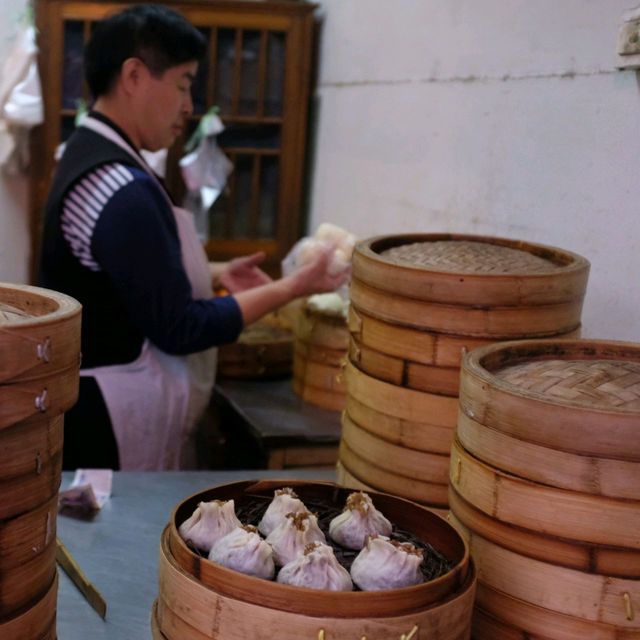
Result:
[180, 110, 232, 240]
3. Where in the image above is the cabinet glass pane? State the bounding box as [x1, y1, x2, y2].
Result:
[239, 30, 260, 116]
[215, 29, 235, 115]
[218, 123, 281, 150]
[192, 27, 210, 115]
[258, 155, 279, 238]
[62, 21, 85, 110]
[265, 32, 286, 117]
[232, 154, 253, 237]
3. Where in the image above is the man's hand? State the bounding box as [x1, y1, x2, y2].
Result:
[289, 245, 351, 298]
[220, 252, 272, 293]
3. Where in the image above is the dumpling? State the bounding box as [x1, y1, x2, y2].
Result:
[178, 499, 241, 552]
[209, 525, 275, 580]
[329, 492, 392, 550]
[258, 487, 307, 537]
[277, 542, 353, 591]
[350, 536, 424, 591]
[265, 511, 326, 566]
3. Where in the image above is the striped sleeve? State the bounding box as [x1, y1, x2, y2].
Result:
[61, 163, 135, 271]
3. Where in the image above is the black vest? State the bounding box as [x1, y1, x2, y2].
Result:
[39, 124, 177, 368]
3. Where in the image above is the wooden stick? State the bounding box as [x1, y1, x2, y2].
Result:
[56, 537, 107, 619]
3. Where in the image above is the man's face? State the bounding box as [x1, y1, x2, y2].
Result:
[137, 60, 198, 152]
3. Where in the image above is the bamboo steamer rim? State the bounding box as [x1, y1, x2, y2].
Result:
[464, 338, 640, 415]
[476, 581, 640, 640]
[350, 277, 584, 338]
[168, 479, 469, 618]
[355, 234, 588, 278]
[448, 486, 640, 579]
[352, 233, 589, 308]
[452, 514, 640, 628]
[450, 438, 640, 550]
[457, 411, 640, 500]
[345, 359, 458, 427]
[159, 526, 476, 640]
[0, 282, 81, 327]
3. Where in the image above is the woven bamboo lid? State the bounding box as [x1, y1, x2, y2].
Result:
[459, 339, 640, 460]
[495, 358, 640, 410]
[353, 233, 590, 306]
[381, 240, 561, 274]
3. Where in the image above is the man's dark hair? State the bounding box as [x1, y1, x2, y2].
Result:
[85, 4, 207, 98]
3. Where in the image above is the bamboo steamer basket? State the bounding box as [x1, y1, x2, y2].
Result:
[351, 276, 583, 338]
[448, 487, 640, 579]
[450, 438, 640, 550]
[349, 335, 461, 396]
[341, 361, 456, 508]
[339, 440, 450, 509]
[452, 515, 639, 629]
[346, 396, 454, 456]
[157, 479, 475, 639]
[0, 283, 81, 384]
[345, 360, 458, 428]
[459, 339, 640, 460]
[457, 410, 640, 500]
[347, 307, 582, 398]
[0, 573, 57, 640]
[292, 301, 348, 411]
[341, 411, 449, 485]
[475, 582, 640, 640]
[0, 415, 63, 522]
[352, 234, 589, 309]
[0, 283, 81, 636]
[217, 318, 293, 380]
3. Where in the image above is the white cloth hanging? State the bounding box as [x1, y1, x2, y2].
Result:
[0, 25, 43, 172]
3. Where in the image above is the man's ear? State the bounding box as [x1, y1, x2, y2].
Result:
[120, 57, 148, 94]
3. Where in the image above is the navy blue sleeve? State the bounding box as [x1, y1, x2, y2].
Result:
[90, 169, 244, 355]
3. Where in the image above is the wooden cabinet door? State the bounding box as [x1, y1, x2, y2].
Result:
[31, 0, 317, 278]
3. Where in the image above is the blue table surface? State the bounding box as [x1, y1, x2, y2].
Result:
[57, 469, 336, 639]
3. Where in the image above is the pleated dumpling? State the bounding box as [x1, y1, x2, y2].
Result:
[329, 492, 392, 550]
[178, 499, 241, 552]
[350, 536, 424, 591]
[257, 487, 307, 536]
[265, 511, 326, 566]
[277, 542, 353, 591]
[209, 525, 275, 580]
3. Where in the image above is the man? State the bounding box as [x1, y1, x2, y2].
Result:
[39, 4, 347, 470]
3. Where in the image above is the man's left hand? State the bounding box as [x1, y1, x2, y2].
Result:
[220, 252, 272, 293]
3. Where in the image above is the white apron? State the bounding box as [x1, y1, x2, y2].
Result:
[79, 116, 217, 470]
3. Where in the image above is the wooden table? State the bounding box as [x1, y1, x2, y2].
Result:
[210, 378, 342, 469]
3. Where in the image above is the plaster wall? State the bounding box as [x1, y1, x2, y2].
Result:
[310, 0, 640, 341]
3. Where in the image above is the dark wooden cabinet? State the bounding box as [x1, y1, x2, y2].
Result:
[30, 0, 317, 278]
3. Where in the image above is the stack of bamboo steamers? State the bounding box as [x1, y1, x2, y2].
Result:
[292, 300, 349, 411]
[0, 283, 81, 640]
[451, 339, 640, 638]
[337, 233, 589, 513]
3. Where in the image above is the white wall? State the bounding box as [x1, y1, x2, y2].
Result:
[310, 0, 640, 341]
[0, 0, 30, 284]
